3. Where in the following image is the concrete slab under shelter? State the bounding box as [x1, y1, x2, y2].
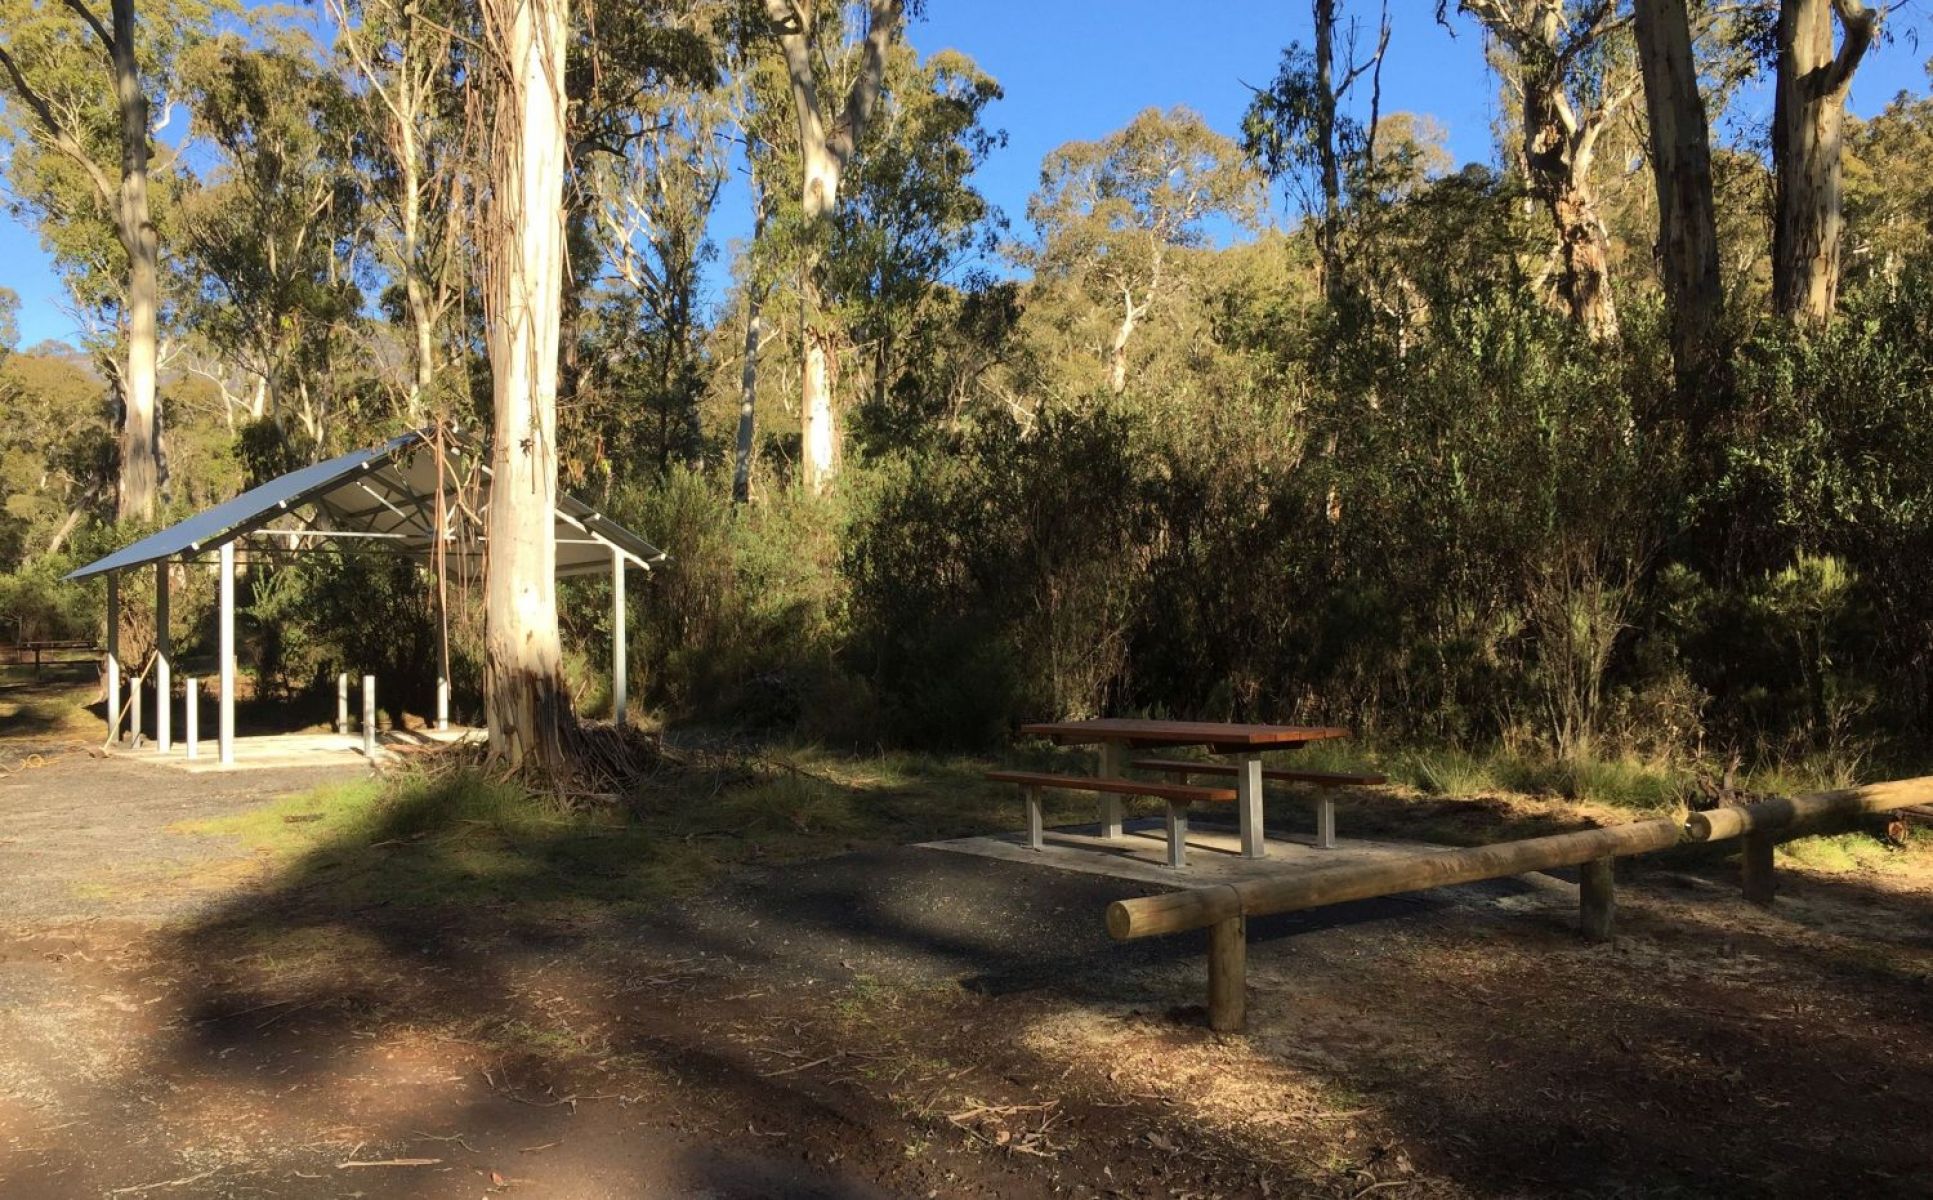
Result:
[101, 726, 480, 772]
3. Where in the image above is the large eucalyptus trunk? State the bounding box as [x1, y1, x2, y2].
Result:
[1106, 291, 1136, 396]
[1772, 0, 1877, 324]
[401, 130, 436, 417]
[763, 0, 899, 495]
[1523, 78, 1619, 339]
[481, 0, 571, 768]
[111, 0, 160, 521]
[1634, 0, 1724, 380]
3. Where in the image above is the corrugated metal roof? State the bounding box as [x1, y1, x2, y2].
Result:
[66, 428, 666, 580]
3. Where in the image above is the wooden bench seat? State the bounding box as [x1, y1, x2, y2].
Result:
[1130, 759, 1387, 849]
[985, 770, 1235, 868]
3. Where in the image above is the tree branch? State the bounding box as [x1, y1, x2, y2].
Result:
[58, 0, 116, 60]
[829, 0, 900, 166]
[1823, 0, 1878, 94]
[0, 41, 118, 209]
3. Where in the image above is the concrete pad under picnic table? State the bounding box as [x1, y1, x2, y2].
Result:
[920, 816, 1444, 888]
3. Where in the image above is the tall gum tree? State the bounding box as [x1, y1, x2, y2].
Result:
[0, 0, 171, 519]
[1633, 0, 1724, 382]
[1241, 0, 1390, 306]
[760, 0, 901, 494]
[1025, 107, 1262, 397]
[480, 0, 571, 768]
[328, 0, 464, 421]
[1773, 0, 1878, 324]
[1453, 0, 1642, 339]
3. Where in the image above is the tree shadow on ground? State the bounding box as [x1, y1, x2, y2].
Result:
[37, 761, 1933, 1197]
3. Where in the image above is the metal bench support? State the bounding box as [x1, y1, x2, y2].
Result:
[1315, 793, 1337, 849]
[1165, 802, 1189, 869]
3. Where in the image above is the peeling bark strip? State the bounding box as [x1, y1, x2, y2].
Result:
[1634, 0, 1724, 380]
[1773, 0, 1878, 325]
[762, 0, 902, 494]
[480, 0, 572, 768]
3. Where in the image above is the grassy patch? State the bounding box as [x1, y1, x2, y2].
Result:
[1780, 827, 1930, 875]
[175, 745, 1103, 917]
[0, 681, 98, 743]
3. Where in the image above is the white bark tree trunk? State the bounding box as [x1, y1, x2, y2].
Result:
[111, 0, 160, 520]
[481, 0, 571, 768]
[1634, 0, 1725, 383]
[1773, 0, 1877, 325]
[763, 0, 900, 494]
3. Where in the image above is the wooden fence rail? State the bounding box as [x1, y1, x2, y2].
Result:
[1109, 776, 1933, 1033]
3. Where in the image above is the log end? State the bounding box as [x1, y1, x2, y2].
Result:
[1105, 900, 1134, 942]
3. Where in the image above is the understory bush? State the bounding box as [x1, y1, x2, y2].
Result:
[651, 273, 1933, 777]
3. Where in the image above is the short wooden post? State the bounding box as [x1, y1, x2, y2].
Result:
[337, 672, 350, 734]
[184, 677, 199, 760]
[1579, 856, 1615, 941]
[1315, 791, 1337, 849]
[1025, 785, 1043, 851]
[1742, 831, 1776, 905]
[1207, 914, 1247, 1033]
[1165, 801, 1189, 869]
[361, 675, 376, 758]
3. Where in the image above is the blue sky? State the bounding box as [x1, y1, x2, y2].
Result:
[3, 0, 1929, 347]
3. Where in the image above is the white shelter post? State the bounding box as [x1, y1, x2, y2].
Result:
[104, 572, 121, 744]
[154, 560, 171, 753]
[185, 676, 199, 760]
[128, 645, 142, 744]
[435, 615, 450, 732]
[611, 546, 627, 727]
[218, 540, 236, 765]
[362, 674, 376, 758]
[337, 672, 349, 734]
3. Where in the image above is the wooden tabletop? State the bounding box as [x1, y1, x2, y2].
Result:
[1019, 718, 1351, 750]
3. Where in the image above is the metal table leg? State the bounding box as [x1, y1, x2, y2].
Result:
[1099, 741, 1125, 839]
[1237, 752, 1266, 858]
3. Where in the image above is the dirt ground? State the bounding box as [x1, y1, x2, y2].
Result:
[4, 685, 1933, 1198]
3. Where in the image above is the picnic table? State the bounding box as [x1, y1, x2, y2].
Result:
[8, 639, 99, 677]
[1017, 718, 1353, 860]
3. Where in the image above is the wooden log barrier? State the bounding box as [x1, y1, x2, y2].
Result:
[1685, 776, 1933, 905]
[1685, 776, 1933, 842]
[1107, 818, 1684, 941]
